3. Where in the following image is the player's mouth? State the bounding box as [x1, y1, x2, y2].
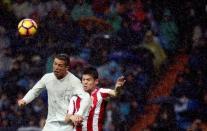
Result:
[54, 71, 61, 77]
[54, 70, 60, 73]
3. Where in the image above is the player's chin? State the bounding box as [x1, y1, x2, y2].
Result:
[54, 72, 59, 76]
[54, 72, 62, 79]
[83, 87, 88, 91]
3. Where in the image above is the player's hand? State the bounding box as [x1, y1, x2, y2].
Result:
[65, 114, 72, 124]
[73, 115, 83, 126]
[115, 76, 126, 88]
[18, 99, 26, 108]
[65, 114, 83, 126]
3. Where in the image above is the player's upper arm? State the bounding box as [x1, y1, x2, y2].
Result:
[100, 88, 115, 98]
[23, 74, 47, 104]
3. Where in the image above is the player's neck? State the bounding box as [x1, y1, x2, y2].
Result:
[89, 87, 98, 95]
[56, 72, 68, 80]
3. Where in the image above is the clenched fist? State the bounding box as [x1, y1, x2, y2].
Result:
[18, 99, 26, 108]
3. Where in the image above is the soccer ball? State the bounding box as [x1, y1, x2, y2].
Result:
[18, 18, 37, 37]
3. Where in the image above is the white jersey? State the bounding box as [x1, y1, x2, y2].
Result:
[23, 72, 91, 131]
[68, 88, 112, 131]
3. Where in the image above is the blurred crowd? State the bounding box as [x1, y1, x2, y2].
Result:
[0, 0, 206, 130]
[147, 26, 207, 131]
[143, 5, 207, 131]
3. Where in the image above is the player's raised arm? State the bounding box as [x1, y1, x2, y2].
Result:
[108, 76, 126, 97]
[18, 75, 46, 107]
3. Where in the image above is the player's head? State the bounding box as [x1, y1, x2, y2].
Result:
[82, 66, 99, 93]
[53, 53, 70, 79]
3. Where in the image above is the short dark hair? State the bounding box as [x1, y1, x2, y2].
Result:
[83, 66, 99, 79]
[54, 53, 70, 66]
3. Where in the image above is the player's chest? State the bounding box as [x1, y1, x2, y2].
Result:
[90, 93, 104, 108]
[46, 80, 73, 94]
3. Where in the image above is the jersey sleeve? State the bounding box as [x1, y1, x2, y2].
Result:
[72, 79, 91, 116]
[99, 88, 113, 99]
[23, 74, 46, 104]
[67, 96, 76, 115]
[67, 96, 82, 115]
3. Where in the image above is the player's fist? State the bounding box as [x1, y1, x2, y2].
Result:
[18, 99, 26, 108]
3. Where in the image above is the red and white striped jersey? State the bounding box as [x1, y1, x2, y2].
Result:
[67, 96, 83, 131]
[67, 88, 112, 131]
[67, 96, 81, 116]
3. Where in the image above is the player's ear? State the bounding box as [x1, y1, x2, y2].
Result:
[95, 79, 99, 85]
[66, 65, 70, 71]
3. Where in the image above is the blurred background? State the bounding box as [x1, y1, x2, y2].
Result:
[0, 0, 207, 130]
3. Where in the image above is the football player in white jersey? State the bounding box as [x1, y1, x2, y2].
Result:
[18, 53, 91, 131]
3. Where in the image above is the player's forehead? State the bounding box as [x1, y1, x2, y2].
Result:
[82, 74, 95, 80]
[54, 58, 66, 65]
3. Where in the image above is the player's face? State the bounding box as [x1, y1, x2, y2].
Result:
[82, 74, 98, 93]
[53, 58, 68, 79]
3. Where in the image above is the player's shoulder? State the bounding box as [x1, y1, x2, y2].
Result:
[41, 73, 55, 81]
[68, 72, 81, 82]
[43, 72, 54, 77]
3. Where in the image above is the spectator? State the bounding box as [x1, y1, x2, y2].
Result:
[139, 30, 167, 72]
[71, 0, 93, 21]
[159, 9, 178, 55]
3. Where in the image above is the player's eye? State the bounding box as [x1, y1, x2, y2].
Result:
[58, 64, 64, 68]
